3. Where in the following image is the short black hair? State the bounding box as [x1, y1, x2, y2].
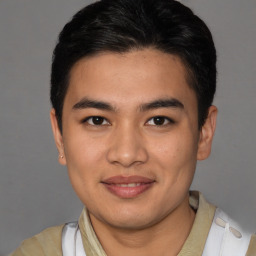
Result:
[51, 0, 217, 131]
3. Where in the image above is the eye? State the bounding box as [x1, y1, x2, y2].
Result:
[146, 116, 174, 126]
[83, 116, 110, 126]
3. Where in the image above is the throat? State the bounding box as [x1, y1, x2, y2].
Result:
[88, 199, 195, 256]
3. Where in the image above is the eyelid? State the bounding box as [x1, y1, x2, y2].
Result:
[81, 115, 174, 126]
[82, 116, 110, 125]
[146, 116, 175, 126]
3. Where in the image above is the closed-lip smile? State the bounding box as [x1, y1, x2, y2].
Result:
[101, 175, 155, 198]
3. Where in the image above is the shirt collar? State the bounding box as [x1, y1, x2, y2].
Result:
[178, 191, 216, 255]
[78, 191, 216, 256]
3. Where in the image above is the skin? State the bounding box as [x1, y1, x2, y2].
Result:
[51, 48, 217, 256]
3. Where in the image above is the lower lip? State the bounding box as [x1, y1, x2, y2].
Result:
[102, 183, 154, 199]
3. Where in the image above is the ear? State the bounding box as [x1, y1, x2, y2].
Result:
[197, 105, 218, 160]
[50, 108, 66, 165]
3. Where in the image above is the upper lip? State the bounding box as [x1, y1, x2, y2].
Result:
[101, 175, 155, 184]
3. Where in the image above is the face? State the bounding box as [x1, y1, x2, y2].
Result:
[51, 49, 217, 230]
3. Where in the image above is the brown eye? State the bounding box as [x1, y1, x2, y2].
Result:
[85, 116, 110, 125]
[153, 117, 166, 125]
[146, 116, 173, 126]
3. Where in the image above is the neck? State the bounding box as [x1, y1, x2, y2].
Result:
[89, 195, 195, 256]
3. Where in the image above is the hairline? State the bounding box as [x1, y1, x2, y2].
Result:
[57, 47, 201, 132]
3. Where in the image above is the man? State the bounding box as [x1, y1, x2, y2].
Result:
[10, 0, 256, 255]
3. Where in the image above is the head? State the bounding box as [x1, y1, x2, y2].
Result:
[50, 0, 217, 231]
[51, 0, 216, 132]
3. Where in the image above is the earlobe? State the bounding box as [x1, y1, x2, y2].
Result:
[197, 105, 218, 160]
[50, 108, 66, 165]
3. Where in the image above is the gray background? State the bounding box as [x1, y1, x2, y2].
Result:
[0, 0, 255, 255]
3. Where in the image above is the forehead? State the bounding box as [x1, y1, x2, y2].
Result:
[65, 49, 197, 110]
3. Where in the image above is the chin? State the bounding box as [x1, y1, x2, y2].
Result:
[108, 217, 157, 230]
[98, 207, 164, 230]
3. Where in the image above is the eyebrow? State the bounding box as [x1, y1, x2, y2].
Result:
[72, 97, 184, 112]
[72, 97, 115, 111]
[140, 98, 184, 111]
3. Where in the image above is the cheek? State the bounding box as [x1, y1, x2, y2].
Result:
[63, 132, 106, 181]
[63, 134, 108, 205]
[149, 131, 198, 177]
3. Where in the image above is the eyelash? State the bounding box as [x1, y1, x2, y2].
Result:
[82, 116, 110, 126]
[146, 116, 175, 126]
[81, 116, 174, 126]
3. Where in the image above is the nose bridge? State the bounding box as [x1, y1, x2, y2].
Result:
[107, 121, 148, 167]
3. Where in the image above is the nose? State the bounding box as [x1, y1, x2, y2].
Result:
[106, 125, 148, 167]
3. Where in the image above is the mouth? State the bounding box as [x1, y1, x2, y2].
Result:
[101, 175, 155, 199]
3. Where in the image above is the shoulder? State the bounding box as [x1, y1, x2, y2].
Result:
[246, 234, 256, 256]
[9, 224, 64, 256]
[203, 207, 255, 255]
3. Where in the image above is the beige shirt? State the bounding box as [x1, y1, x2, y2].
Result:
[10, 192, 256, 256]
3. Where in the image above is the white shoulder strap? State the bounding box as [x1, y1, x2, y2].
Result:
[202, 208, 252, 256]
[62, 222, 87, 256]
[62, 210, 252, 256]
